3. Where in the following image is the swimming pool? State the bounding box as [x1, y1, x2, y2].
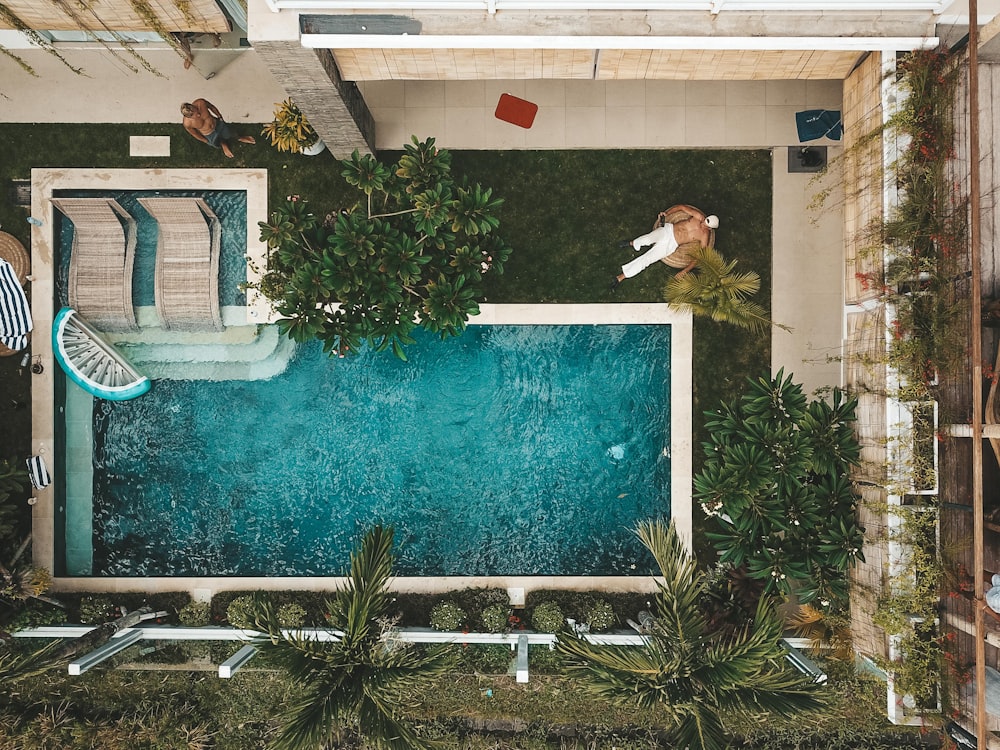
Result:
[31, 170, 691, 590]
[61, 321, 673, 577]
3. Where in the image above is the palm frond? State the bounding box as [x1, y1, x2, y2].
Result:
[0, 640, 65, 683]
[664, 245, 790, 333]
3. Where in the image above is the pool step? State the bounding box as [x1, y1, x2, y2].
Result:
[109, 307, 296, 382]
[139, 335, 296, 382]
[105, 307, 254, 345]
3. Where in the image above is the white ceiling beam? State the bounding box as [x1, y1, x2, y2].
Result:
[300, 33, 939, 51]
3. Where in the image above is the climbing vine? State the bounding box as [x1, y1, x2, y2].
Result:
[0, 1, 83, 75]
[48, 0, 162, 76]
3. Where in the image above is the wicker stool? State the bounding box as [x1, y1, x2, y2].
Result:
[0, 231, 31, 357]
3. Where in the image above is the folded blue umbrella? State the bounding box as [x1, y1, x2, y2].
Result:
[795, 109, 843, 142]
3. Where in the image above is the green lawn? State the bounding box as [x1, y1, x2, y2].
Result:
[0, 126, 915, 747]
[0, 125, 772, 553]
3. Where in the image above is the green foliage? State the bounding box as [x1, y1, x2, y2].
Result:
[5, 599, 65, 631]
[530, 602, 565, 633]
[664, 245, 779, 333]
[527, 645, 567, 674]
[248, 525, 454, 750]
[0, 457, 27, 548]
[585, 600, 617, 632]
[261, 99, 319, 154]
[480, 603, 510, 633]
[257, 136, 512, 359]
[77, 596, 114, 625]
[873, 509, 941, 636]
[889, 618, 941, 708]
[861, 48, 966, 395]
[226, 595, 256, 628]
[556, 520, 827, 750]
[457, 643, 512, 674]
[177, 601, 210, 627]
[696, 369, 864, 607]
[430, 601, 467, 631]
[276, 602, 307, 628]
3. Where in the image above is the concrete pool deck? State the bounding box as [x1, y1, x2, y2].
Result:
[9, 47, 845, 599]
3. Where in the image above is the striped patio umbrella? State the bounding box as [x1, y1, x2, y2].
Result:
[0, 257, 32, 352]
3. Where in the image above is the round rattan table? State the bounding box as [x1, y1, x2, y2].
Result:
[0, 230, 31, 357]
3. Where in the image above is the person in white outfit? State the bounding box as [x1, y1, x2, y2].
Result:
[611, 205, 719, 290]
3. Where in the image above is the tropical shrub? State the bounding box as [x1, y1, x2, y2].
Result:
[276, 602, 307, 628]
[77, 595, 114, 625]
[586, 600, 616, 632]
[226, 595, 256, 629]
[430, 601, 466, 631]
[695, 369, 865, 607]
[480, 603, 509, 633]
[5, 600, 65, 631]
[256, 136, 511, 359]
[178, 601, 210, 626]
[556, 520, 826, 750]
[530, 601, 565, 632]
[664, 245, 784, 333]
[261, 98, 318, 154]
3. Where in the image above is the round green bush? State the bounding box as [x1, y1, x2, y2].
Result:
[226, 595, 256, 629]
[178, 601, 211, 627]
[277, 602, 307, 628]
[586, 599, 617, 632]
[530, 601, 565, 632]
[429, 601, 466, 631]
[78, 596, 114, 625]
[480, 603, 509, 633]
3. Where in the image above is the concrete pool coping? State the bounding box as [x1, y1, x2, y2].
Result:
[29, 168, 269, 585]
[29, 170, 690, 598]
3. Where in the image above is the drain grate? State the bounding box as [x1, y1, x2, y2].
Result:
[9, 180, 30, 208]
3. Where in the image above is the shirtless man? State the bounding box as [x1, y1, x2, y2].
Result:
[610, 204, 719, 290]
[180, 99, 255, 158]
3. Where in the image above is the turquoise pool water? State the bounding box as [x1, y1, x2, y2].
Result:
[75, 324, 672, 577]
[54, 190, 247, 308]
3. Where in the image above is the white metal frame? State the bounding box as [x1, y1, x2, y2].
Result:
[298, 33, 939, 52]
[264, 0, 949, 14]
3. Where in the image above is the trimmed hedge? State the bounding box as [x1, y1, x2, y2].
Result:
[525, 590, 652, 632]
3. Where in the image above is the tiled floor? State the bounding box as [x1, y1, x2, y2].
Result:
[360, 79, 844, 150]
[5, 47, 847, 594]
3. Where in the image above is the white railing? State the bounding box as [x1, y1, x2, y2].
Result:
[264, 0, 948, 12]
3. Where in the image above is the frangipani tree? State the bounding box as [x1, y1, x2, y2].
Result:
[695, 369, 865, 607]
[556, 520, 826, 750]
[258, 136, 511, 360]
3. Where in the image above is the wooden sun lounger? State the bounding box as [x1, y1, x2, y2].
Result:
[138, 198, 223, 332]
[50, 198, 138, 331]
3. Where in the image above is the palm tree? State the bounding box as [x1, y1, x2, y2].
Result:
[664, 245, 789, 333]
[248, 525, 453, 750]
[555, 520, 826, 750]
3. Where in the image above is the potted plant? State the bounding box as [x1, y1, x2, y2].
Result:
[261, 98, 325, 155]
